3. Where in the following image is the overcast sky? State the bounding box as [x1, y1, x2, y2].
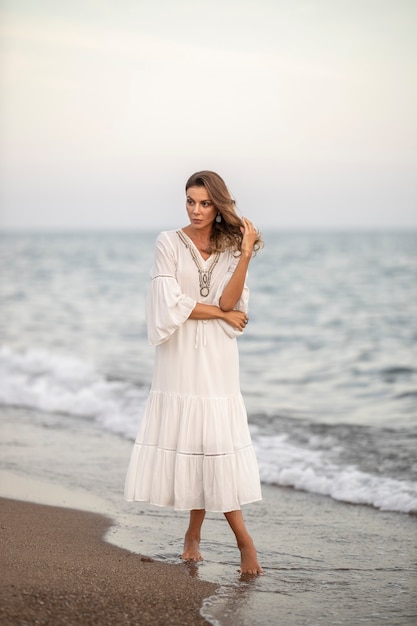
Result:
[1, 0, 416, 230]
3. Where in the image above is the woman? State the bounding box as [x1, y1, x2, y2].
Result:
[125, 170, 264, 575]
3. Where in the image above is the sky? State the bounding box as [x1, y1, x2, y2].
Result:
[1, 0, 416, 230]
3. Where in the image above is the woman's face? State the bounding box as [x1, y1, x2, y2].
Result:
[186, 186, 217, 230]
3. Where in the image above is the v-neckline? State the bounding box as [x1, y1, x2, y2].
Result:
[179, 229, 214, 263]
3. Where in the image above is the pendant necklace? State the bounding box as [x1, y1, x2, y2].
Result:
[177, 230, 220, 297]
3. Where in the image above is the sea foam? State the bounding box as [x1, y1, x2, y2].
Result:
[0, 345, 147, 440]
[256, 433, 417, 514]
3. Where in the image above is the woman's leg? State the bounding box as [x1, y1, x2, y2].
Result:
[181, 509, 206, 561]
[224, 510, 263, 575]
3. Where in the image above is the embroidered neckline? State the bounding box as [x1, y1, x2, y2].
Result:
[177, 230, 220, 297]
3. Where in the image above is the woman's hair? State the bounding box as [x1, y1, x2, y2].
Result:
[185, 171, 263, 255]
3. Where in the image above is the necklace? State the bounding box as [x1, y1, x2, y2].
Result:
[177, 230, 220, 297]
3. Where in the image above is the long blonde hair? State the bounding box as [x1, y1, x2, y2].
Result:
[185, 171, 263, 255]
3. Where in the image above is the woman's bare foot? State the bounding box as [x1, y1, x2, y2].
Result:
[223, 510, 263, 575]
[181, 534, 203, 561]
[238, 539, 264, 575]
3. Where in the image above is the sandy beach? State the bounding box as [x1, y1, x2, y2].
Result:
[0, 498, 217, 625]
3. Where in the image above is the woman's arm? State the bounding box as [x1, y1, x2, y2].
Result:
[189, 303, 248, 331]
[219, 217, 258, 312]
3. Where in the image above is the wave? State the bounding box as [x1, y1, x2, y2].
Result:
[1, 344, 416, 515]
[255, 432, 417, 515]
[0, 345, 148, 440]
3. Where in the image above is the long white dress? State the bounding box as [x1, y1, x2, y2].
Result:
[124, 229, 262, 512]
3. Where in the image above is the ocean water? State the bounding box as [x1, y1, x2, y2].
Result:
[1, 230, 417, 515]
[2, 229, 417, 625]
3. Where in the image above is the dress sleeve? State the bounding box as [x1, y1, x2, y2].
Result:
[146, 232, 196, 346]
[212, 253, 250, 339]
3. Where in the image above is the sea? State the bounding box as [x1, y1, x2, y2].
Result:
[1, 229, 417, 624]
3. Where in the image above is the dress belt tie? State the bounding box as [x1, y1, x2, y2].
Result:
[194, 320, 208, 349]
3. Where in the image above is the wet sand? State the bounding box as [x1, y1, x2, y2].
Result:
[0, 498, 217, 626]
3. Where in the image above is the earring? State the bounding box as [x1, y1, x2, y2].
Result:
[215, 213, 222, 223]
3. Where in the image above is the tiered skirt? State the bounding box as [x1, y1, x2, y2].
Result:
[124, 389, 262, 512]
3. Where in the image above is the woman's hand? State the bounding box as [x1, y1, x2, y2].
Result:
[189, 304, 248, 330]
[240, 217, 258, 257]
[218, 217, 259, 312]
[223, 309, 249, 331]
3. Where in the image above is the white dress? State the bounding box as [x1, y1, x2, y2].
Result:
[124, 229, 262, 512]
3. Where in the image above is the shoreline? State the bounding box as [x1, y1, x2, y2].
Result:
[1, 406, 417, 625]
[2, 467, 417, 626]
[0, 497, 218, 626]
